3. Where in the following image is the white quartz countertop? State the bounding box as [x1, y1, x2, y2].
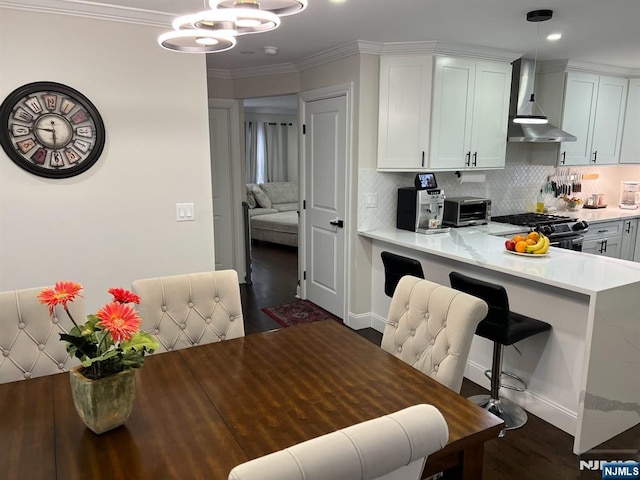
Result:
[560, 206, 640, 223]
[359, 227, 640, 295]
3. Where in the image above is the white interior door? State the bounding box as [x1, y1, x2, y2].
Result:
[209, 100, 244, 276]
[303, 94, 348, 318]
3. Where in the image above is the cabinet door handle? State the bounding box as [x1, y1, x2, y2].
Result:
[465, 151, 471, 167]
[602, 238, 608, 253]
[421, 151, 425, 167]
[472, 152, 477, 166]
[598, 229, 608, 233]
[560, 151, 566, 164]
[626, 221, 632, 233]
[592, 151, 598, 163]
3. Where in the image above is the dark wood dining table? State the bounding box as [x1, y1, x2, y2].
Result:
[1, 320, 503, 479]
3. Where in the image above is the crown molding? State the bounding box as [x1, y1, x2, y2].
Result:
[207, 69, 234, 80]
[295, 40, 382, 71]
[229, 62, 299, 79]
[538, 58, 634, 77]
[0, 0, 172, 27]
[380, 40, 522, 63]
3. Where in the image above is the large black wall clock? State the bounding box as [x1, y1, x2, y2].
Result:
[0, 81, 105, 179]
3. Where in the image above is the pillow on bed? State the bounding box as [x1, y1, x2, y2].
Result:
[252, 186, 272, 208]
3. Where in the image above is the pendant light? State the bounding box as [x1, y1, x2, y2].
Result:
[513, 9, 553, 125]
[158, 0, 307, 54]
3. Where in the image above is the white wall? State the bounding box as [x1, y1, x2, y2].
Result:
[0, 9, 215, 311]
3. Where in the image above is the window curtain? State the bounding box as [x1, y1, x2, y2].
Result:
[245, 121, 292, 183]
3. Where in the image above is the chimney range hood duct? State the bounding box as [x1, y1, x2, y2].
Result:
[507, 58, 576, 143]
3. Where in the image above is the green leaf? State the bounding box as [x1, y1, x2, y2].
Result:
[81, 347, 119, 367]
[121, 331, 159, 354]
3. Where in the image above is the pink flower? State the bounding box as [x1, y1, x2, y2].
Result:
[38, 281, 83, 315]
[108, 287, 140, 305]
[96, 302, 141, 343]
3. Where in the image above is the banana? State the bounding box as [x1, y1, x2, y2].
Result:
[532, 236, 550, 254]
[525, 233, 546, 253]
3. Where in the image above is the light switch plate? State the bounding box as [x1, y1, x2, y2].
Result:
[365, 193, 378, 208]
[176, 203, 195, 222]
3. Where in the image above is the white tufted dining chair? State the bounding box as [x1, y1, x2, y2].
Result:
[132, 270, 245, 353]
[227, 404, 448, 480]
[381, 275, 488, 394]
[0, 286, 84, 384]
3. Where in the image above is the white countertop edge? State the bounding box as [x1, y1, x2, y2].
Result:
[358, 227, 640, 295]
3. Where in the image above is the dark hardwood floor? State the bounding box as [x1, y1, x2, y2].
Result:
[240, 241, 640, 480]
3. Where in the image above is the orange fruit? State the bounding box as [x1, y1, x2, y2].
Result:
[526, 231, 540, 242]
[526, 238, 536, 245]
[515, 240, 528, 253]
[513, 234, 526, 243]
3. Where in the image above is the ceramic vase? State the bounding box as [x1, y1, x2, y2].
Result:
[69, 366, 136, 434]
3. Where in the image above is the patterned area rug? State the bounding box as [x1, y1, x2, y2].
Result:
[261, 300, 343, 328]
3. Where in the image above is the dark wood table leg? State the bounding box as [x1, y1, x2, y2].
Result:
[441, 444, 485, 480]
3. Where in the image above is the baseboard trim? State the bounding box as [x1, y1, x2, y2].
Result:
[464, 360, 577, 436]
[370, 312, 387, 333]
[346, 311, 371, 330]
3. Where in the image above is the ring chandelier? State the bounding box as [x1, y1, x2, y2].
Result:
[158, 0, 308, 54]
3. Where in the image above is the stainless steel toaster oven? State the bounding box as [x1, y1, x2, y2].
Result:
[442, 197, 491, 227]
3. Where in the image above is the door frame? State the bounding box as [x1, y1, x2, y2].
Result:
[298, 83, 353, 320]
[208, 98, 245, 279]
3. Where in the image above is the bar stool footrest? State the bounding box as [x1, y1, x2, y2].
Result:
[483, 369, 527, 392]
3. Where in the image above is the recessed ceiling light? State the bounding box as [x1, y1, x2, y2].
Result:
[330, 0, 347, 3]
[547, 33, 562, 41]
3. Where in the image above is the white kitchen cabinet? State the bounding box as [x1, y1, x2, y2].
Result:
[634, 221, 640, 262]
[582, 220, 623, 258]
[377, 55, 433, 170]
[620, 218, 638, 261]
[620, 78, 640, 164]
[559, 73, 627, 166]
[429, 57, 511, 170]
[377, 55, 511, 171]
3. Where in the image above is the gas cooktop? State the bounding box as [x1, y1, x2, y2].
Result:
[491, 213, 574, 227]
[492, 213, 589, 238]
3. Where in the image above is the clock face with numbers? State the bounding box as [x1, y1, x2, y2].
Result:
[0, 82, 105, 179]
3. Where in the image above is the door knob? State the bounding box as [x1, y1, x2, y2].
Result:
[329, 219, 344, 228]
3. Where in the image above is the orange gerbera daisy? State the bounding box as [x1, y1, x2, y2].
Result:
[96, 302, 141, 343]
[108, 287, 141, 305]
[37, 281, 83, 315]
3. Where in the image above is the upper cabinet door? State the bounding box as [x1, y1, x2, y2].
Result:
[591, 75, 627, 164]
[429, 57, 475, 170]
[430, 57, 510, 170]
[561, 72, 599, 165]
[377, 55, 433, 170]
[560, 72, 627, 166]
[620, 78, 640, 164]
[470, 61, 512, 169]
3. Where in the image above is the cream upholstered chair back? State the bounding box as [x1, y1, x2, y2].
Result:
[381, 275, 488, 393]
[132, 270, 245, 353]
[0, 286, 84, 384]
[228, 404, 448, 480]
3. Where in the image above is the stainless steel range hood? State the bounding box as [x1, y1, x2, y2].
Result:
[507, 58, 576, 143]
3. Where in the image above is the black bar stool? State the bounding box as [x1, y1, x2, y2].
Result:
[380, 251, 424, 297]
[449, 271, 551, 434]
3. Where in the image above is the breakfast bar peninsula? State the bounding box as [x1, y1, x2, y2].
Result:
[360, 226, 640, 454]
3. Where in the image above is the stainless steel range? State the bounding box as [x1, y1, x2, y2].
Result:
[492, 213, 589, 251]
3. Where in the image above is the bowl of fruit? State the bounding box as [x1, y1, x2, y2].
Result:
[560, 194, 583, 212]
[504, 231, 550, 256]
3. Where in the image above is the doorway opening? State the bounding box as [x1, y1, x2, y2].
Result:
[242, 94, 300, 312]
